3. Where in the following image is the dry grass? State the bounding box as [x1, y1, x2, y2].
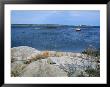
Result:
[55, 52, 63, 57]
[42, 51, 49, 57]
[25, 51, 50, 64]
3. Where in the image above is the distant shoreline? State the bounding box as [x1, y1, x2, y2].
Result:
[11, 24, 100, 28]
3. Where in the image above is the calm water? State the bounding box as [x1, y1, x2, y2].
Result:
[11, 26, 100, 52]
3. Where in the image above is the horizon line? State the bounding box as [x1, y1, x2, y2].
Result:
[11, 24, 100, 26]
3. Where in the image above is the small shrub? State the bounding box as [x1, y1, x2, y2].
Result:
[55, 52, 63, 57]
[82, 47, 100, 57]
[42, 51, 49, 58]
[77, 72, 85, 77]
[85, 67, 100, 77]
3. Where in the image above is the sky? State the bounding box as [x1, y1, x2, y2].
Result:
[11, 10, 100, 26]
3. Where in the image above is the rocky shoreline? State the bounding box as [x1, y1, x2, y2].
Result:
[11, 46, 100, 77]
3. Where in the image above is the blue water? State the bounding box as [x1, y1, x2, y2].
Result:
[11, 26, 100, 52]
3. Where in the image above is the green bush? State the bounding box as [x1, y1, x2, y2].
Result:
[77, 72, 85, 77]
[82, 47, 100, 57]
[85, 66, 100, 77]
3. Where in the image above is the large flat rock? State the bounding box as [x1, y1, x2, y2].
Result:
[19, 59, 67, 77]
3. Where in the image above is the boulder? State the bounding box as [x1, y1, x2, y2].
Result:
[19, 59, 67, 77]
[11, 46, 41, 62]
